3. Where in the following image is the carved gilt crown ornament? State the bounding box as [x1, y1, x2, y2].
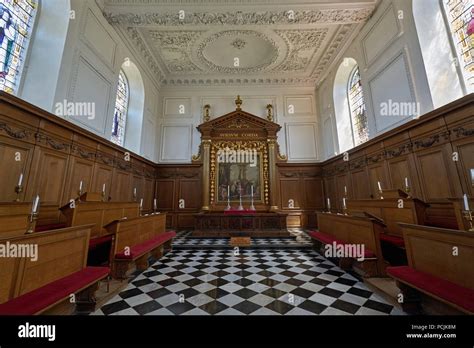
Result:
[102, 1, 376, 87]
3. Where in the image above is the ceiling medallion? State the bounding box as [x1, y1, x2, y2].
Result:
[231, 39, 246, 50]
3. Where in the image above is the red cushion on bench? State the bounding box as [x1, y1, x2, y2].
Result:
[308, 230, 377, 259]
[387, 266, 474, 313]
[115, 231, 176, 260]
[0, 266, 110, 315]
[89, 235, 113, 249]
[380, 234, 405, 247]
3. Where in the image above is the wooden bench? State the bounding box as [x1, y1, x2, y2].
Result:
[105, 213, 175, 279]
[387, 223, 474, 314]
[346, 197, 428, 249]
[0, 202, 34, 239]
[309, 212, 386, 277]
[0, 225, 109, 315]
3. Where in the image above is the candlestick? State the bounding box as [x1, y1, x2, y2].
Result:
[226, 186, 231, 211]
[377, 181, 383, 199]
[101, 184, 106, 202]
[238, 189, 244, 211]
[153, 198, 158, 213]
[327, 198, 331, 212]
[78, 180, 84, 199]
[463, 194, 470, 211]
[26, 211, 38, 234]
[14, 184, 23, 202]
[250, 185, 255, 210]
[462, 209, 474, 232]
[18, 173, 23, 186]
[133, 188, 137, 201]
[139, 198, 143, 215]
[32, 195, 40, 214]
[344, 186, 347, 196]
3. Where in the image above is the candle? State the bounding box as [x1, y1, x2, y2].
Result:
[463, 194, 470, 211]
[327, 198, 331, 210]
[344, 186, 347, 196]
[404, 177, 409, 188]
[227, 185, 230, 199]
[32, 195, 40, 213]
[377, 181, 382, 191]
[133, 188, 137, 196]
[251, 185, 253, 197]
[79, 180, 83, 191]
[140, 198, 143, 208]
[102, 184, 106, 193]
[153, 198, 157, 210]
[18, 173, 23, 186]
[343, 197, 347, 209]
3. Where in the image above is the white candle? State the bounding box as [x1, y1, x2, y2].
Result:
[344, 186, 347, 196]
[32, 195, 40, 213]
[102, 183, 106, 193]
[463, 194, 470, 211]
[343, 197, 347, 209]
[79, 180, 83, 191]
[140, 198, 143, 208]
[251, 185, 253, 197]
[18, 173, 23, 186]
[327, 198, 331, 210]
[133, 188, 137, 196]
[405, 177, 409, 188]
[227, 185, 230, 199]
[153, 198, 157, 210]
[377, 181, 382, 191]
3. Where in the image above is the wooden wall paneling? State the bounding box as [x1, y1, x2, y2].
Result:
[303, 177, 324, 210]
[410, 120, 461, 200]
[111, 168, 132, 202]
[178, 179, 201, 211]
[448, 119, 474, 197]
[92, 145, 115, 200]
[280, 178, 301, 210]
[0, 137, 35, 202]
[348, 154, 369, 199]
[155, 179, 175, 211]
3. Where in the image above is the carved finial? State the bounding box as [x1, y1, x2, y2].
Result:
[266, 104, 273, 122]
[204, 104, 210, 122]
[235, 95, 242, 110]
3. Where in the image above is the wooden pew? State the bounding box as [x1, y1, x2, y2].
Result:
[387, 223, 474, 314]
[105, 213, 175, 279]
[309, 212, 386, 277]
[60, 198, 140, 239]
[0, 202, 33, 238]
[346, 197, 428, 247]
[0, 225, 109, 314]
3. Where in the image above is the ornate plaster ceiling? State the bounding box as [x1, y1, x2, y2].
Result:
[102, 0, 378, 87]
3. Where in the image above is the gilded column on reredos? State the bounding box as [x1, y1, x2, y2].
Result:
[268, 138, 279, 211]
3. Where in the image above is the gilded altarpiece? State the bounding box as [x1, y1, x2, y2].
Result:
[192, 100, 286, 211]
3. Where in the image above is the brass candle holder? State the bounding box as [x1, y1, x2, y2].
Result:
[379, 189, 384, 200]
[405, 186, 411, 199]
[14, 184, 23, 202]
[26, 212, 38, 234]
[101, 190, 106, 202]
[462, 210, 474, 232]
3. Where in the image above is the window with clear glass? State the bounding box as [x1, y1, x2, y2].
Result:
[0, 0, 37, 94]
[111, 70, 129, 146]
[444, 0, 474, 89]
[347, 67, 369, 146]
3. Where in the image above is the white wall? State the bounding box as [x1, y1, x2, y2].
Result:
[156, 87, 320, 163]
[317, 0, 435, 160]
[50, 0, 160, 161]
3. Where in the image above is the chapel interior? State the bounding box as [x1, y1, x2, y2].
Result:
[0, 0, 473, 317]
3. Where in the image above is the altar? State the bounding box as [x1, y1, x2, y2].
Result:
[193, 211, 289, 237]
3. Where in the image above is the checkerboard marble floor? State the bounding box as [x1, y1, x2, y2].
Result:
[93, 248, 405, 315]
[172, 229, 313, 248]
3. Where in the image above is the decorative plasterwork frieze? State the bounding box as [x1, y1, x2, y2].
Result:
[104, 8, 374, 26]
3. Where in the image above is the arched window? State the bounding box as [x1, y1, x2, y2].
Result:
[443, 0, 473, 89]
[111, 70, 129, 146]
[347, 66, 369, 146]
[0, 0, 37, 94]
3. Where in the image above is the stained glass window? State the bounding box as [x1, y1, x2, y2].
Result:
[444, 0, 474, 88]
[0, 0, 37, 94]
[111, 70, 129, 146]
[347, 67, 369, 146]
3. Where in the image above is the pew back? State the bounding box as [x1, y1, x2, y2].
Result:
[107, 213, 166, 256]
[317, 213, 384, 255]
[0, 225, 93, 303]
[61, 201, 139, 238]
[399, 223, 474, 290]
[347, 198, 427, 237]
[0, 202, 31, 239]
